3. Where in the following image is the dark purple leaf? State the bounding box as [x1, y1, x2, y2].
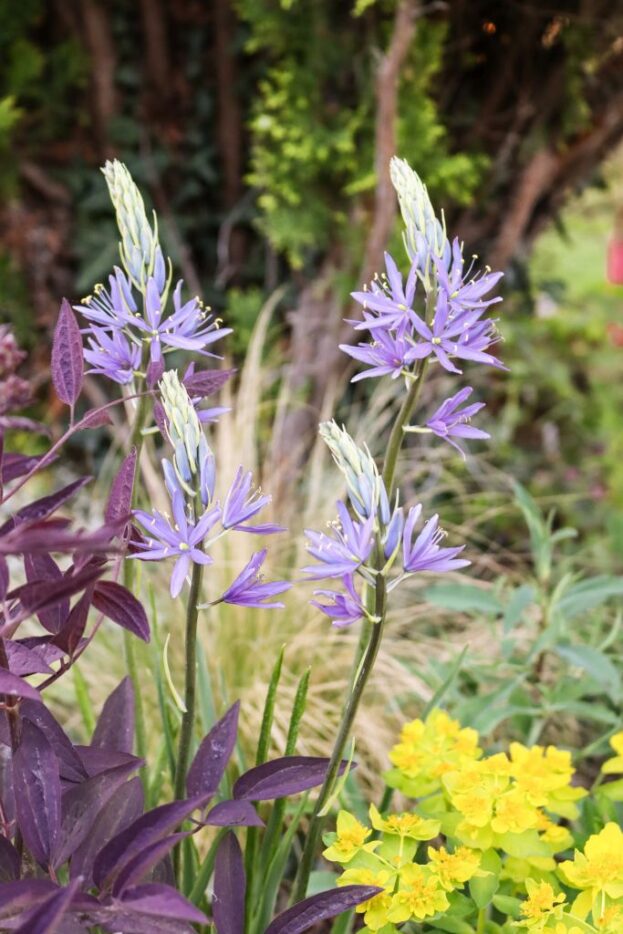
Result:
[152, 401, 166, 436]
[265, 885, 384, 934]
[5, 642, 53, 676]
[1, 453, 51, 485]
[17, 637, 66, 666]
[83, 907, 194, 933]
[74, 746, 140, 778]
[71, 776, 143, 885]
[93, 794, 210, 890]
[54, 760, 142, 866]
[91, 676, 135, 754]
[112, 833, 188, 896]
[0, 415, 51, 437]
[14, 877, 81, 934]
[0, 671, 41, 702]
[119, 884, 208, 924]
[12, 564, 104, 621]
[205, 799, 263, 828]
[183, 367, 233, 399]
[20, 700, 87, 784]
[79, 407, 113, 429]
[92, 581, 150, 642]
[51, 299, 84, 408]
[105, 449, 137, 526]
[0, 477, 91, 536]
[24, 553, 68, 634]
[0, 557, 8, 600]
[13, 720, 61, 866]
[233, 756, 352, 802]
[0, 835, 19, 882]
[186, 701, 239, 799]
[146, 359, 165, 389]
[0, 880, 58, 920]
[213, 832, 245, 934]
[52, 587, 92, 656]
[0, 521, 121, 557]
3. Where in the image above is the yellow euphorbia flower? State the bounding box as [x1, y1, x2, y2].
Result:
[595, 902, 623, 932]
[369, 803, 440, 841]
[602, 732, 623, 775]
[558, 823, 623, 918]
[388, 709, 481, 794]
[510, 742, 586, 817]
[338, 867, 394, 932]
[535, 813, 573, 852]
[491, 789, 540, 835]
[427, 845, 481, 890]
[387, 863, 449, 923]
[520, 878, 565, 927]
[322, 810, 378, 863]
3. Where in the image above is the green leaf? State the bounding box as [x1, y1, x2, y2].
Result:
[469, 870, 498, 908]
[492, 894, 522, 919]
[424, 582, 502, 616]
[556, 576, 623, 617]
[553, 644, 621, 701]
[600, 778, 623, 802]
[503, 584, 537, 631]
[429, 917, 475, 934]
[423, 647, 468, 717]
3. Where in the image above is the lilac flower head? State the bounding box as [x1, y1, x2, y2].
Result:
[311, 574, 367, 627]
[435, 238, 503, 318]
[83, 326, 141, 385]
[351, 253, 418, 334]
[217, 549, 290, 609]
[303, 502, 375, 580]
[406, 290, 505, 374]
[132, 492, 220, 597]
[402, 504, 469, 575]
[340, 328, 424, 382]
[425, 386, 489, 458]
[222, 467, 283, 534]
[76, 267, 137, 330]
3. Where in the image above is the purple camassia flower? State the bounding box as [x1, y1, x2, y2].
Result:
[426, 386, 489, 457]
[132, 492, 219, 597]
[351, 252, 418, 333]
[76, 267, 138, 329]
[135, 278, 232, 364]
[435, 237, 503, 317]
[402, 504, 469, 574]
[222, 467, 283, 534]
[83, 326, 141, 384]
[340, 328, 423, 382]
[311, 573, 366, 627]
[219, 548, 290, 608]
[407, 290, 504, 374]
[303, 502, 375, 580]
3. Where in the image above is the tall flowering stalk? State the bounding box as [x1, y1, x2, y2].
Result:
[293, 157, 504, 900]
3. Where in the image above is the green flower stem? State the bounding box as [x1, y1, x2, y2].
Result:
[123, 380, 151, 765]
[477, 907, 487, 934]
[292, 575, 387, 903]
[381, 358, 429, 496]
[172, 553, 204, 883]
[174, 559, 204, 803]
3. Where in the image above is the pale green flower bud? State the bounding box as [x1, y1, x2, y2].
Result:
[160, 371, 202, 483]
[102, 159, 163, 291]
[319, 420, 387, 521]
[390, 156, 450, 290]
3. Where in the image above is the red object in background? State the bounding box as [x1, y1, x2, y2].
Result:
[608, 238, 623, 284]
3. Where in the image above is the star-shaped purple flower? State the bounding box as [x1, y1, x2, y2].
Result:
[435, 237, 503, 317]
[340, 328, 424, 382]
[311, 573, 366, 627]
[303, 502, 375, 579]
[132, 492, 220, 597]
[83, 326, 141, 385]
[222, 467, 283, 534]
[426, 386, 490, 457]
[402, 504, 469, 575]
[219, 549, 290, 609]
[351, 252, 418, 334]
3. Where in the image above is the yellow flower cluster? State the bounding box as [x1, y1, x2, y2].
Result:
[323, 803, 480, 930]
[386, 709, 481, 796]
[327, 710, 623, 934]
